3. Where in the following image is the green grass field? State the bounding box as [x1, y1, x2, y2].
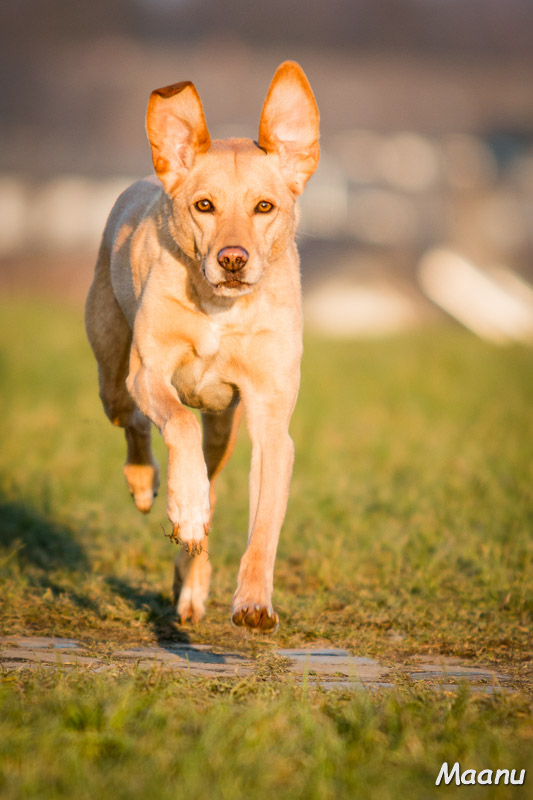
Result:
[0, 296, 531, 798]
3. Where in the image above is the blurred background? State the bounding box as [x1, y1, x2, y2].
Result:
[1, 0, 533, 341]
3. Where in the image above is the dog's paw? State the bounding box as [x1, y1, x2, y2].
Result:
[173, 550, 211, 624]
[171, 524, 208, 555]
[232, 603, 279, 633]
[169, 510, 210, 555]
[176, 584, 208, 624]
[167, 481, 210, 554]
[123, 463, 159, 514]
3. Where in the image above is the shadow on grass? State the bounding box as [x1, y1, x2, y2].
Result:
[105, 576, 190, 644]
[0, 497, 89, 572]
[0, 494, 189, 643]
[0, 496, 101, 614]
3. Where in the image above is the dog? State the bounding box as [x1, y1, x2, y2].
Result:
[85, 61, 320, 632]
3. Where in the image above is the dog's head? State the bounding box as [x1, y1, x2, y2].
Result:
[146, 61, 320, 298]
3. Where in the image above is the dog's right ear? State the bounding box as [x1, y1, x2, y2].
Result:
[146, 81, 211, 195]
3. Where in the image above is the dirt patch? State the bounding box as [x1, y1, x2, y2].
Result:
[0, 636, 520, 693]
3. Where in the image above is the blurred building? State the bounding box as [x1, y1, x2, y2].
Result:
[1, 0, 533, 338]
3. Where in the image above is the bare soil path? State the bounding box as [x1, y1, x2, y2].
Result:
[0, 636, 519, 693]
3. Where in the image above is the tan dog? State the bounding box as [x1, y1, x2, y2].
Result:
[85, 61, 320, 632]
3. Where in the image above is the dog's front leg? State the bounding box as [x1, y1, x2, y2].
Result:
[232, 392, 297, 632]
[126, 336, 210, 555]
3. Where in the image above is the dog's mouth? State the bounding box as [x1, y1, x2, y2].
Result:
[201, 263, 257, 295]
[211, 278, 256, 298]
[217, 279, 248, 289]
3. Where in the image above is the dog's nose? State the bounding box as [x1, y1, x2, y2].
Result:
[217, 246, 249, 272]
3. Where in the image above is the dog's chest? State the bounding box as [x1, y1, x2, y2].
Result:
[171, 359, 237, 412]
[170, 319, 239, 413]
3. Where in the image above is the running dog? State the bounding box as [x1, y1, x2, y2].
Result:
[85, 61, 320, 632]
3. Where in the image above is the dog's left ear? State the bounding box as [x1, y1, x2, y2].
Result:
[146, 81, 211, 195]
[258, 61, 320, 195]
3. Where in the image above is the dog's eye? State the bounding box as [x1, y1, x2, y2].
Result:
[255, 201, 274, 214]
[194, 199, 215, 213]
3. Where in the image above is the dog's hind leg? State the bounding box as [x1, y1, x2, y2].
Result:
[85, 244, 159, 513]
[173, 403, 241, 624]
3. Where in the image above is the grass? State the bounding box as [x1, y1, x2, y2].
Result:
[0, 295, 532, 798]
[0, 670, 530, 800]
